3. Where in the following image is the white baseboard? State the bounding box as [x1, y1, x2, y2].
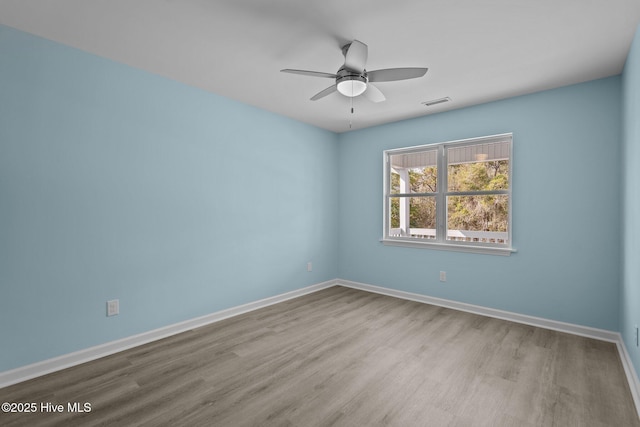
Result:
[336, 279, 640, 419]
[0, 279, 337, 389]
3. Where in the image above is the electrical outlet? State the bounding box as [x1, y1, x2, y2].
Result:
[439, 271, 446, 282]
[107, 299, 119, 317]
[307, 262, 312, 272]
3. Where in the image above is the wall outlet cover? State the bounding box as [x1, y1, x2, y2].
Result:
[107, 299, 119, 317]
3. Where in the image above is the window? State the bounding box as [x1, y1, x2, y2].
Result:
[383, 133, 513, 255]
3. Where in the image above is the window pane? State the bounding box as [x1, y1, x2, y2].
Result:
[409, 167, 438, 194]
[389, 197, 400, 231]
[389, 196, 436, 239]
[447, 195, 509, 244]
[447, 142, 509, 192]
[389, 168, 401, 195]
[389, 150, 437, 194]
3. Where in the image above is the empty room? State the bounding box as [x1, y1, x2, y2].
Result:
[1, 0, 640, 425]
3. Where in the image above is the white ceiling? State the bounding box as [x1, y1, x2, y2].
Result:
[1, 0, 639, 133]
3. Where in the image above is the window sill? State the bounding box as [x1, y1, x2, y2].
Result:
[381, 238, 516, 256]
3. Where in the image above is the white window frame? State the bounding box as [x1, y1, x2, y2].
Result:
[382, 133, 515, 256]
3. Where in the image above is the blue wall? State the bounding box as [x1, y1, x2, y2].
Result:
[337, 77, 622, 331]
[0, 25, 339, 371]
[622, 25, 640, 378]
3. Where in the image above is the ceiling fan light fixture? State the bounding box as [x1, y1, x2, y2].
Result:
[336, 75, 367, 97]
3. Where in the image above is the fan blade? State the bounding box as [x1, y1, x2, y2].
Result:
[280, 69, 337, 79]
[368, 67, 428, 82]
[310, 85, 337, 101]
[343, 40, 368, 73]
[363, 83, 385, 103]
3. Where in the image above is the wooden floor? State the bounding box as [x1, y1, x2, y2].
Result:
[1, 286, 638, 426]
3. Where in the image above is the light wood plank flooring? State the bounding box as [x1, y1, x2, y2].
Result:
[1, 286, 638, 426]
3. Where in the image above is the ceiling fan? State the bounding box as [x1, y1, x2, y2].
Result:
[281, 40, 428, 103]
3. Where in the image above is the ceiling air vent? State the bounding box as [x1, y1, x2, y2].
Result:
[422, 97, 451, 107]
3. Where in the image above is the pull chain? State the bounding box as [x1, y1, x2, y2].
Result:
[349, 87, 354, 129]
